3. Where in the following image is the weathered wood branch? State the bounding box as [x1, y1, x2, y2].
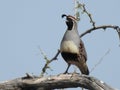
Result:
[80, 25, 120, 38]
[0, 73, 116, 90]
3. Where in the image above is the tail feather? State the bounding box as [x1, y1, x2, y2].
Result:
[78, 63, 89, 75]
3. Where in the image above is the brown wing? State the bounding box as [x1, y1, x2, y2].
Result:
[79, 39, 87, 61]
[76, 39, 89, 75]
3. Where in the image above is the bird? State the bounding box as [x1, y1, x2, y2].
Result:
[60, 14, 89, 75]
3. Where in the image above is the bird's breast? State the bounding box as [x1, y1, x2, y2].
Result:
[60, 41, 79, 54]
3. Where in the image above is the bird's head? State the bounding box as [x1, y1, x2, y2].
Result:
[62, 14, 77, 30]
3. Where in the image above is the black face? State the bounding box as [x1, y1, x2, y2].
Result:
[61, 14, 73, 30]
[66, 17, 73, 30]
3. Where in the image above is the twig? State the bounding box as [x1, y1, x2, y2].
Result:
[82, 4, 96, 28]
[51, 49, 60, 61]
[22, 73, 34, 79]
[39, 48, 50, 76]
[74, 0, 81, 21]
[80, 25, 120, 38]
[74, 1, 96, 27]
[40, 49, 60, 76]
[90, 49, 111, 73]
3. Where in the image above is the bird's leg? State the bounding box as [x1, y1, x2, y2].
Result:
[64, 64, 71, 74]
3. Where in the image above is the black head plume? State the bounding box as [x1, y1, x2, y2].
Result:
[61, 14, 67, 18]
[62, 14, 74, 30]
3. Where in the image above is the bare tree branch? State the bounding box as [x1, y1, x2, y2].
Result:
[82, 4, 96, 28]
[74, 1, 96, 27]
[40, 49, 60, 76]
[51, 49, 60, 61]
[80, 25, 120, 38]
[0, 73, 117, 90]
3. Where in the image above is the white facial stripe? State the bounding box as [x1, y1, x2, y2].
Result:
[67, 16, 77, 21]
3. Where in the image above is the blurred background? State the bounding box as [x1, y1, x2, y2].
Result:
[0, 0, 120, 89]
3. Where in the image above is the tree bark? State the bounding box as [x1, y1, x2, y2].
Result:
[0, 73, 116, 90]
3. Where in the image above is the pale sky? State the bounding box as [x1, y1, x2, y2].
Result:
[0, 0, 120, 89]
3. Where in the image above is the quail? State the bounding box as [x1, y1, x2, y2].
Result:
[60, 14, 89, 75]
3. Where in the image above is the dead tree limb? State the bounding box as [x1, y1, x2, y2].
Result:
[0, 73, 117, 90]
[80, 25, 120, 38]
